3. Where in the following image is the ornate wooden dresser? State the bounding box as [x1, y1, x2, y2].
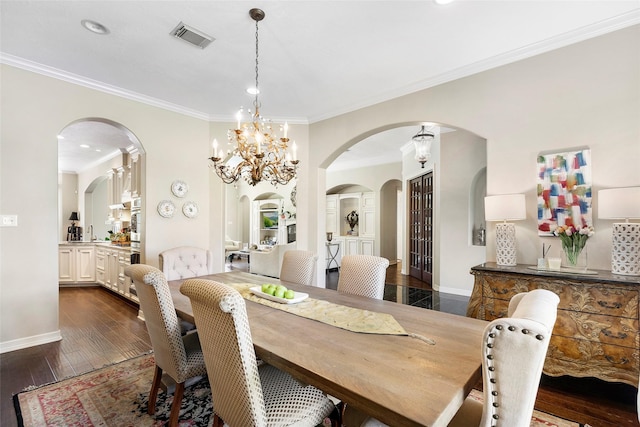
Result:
[468, 263, 640, 386]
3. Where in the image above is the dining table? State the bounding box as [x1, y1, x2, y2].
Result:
[167, 271, 487, 427]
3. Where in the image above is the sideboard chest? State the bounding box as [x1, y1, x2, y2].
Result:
[468, 263, 640, 386]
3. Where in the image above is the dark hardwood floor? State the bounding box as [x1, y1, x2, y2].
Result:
[1, 265, 638, 427]
[1, 287, 152, 427]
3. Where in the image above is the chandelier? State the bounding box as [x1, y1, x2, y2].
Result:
[209, 8, 298, 186]
[412, 125, 434, 168]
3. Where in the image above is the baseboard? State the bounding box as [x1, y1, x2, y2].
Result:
[435, 285, 472, 297]
[0, 330, 62, 354]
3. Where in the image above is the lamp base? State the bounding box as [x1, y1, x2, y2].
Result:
[495, 223, 517, 266]
[611, 223, 640, 276]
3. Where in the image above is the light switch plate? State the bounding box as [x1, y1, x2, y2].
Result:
[1, 215, 18, 227]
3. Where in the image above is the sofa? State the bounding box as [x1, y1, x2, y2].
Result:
[249, 242, 296, 278]
[225, 236, 241, 259]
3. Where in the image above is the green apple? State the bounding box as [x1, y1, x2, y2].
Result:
[284, 289, 295, 299]
[267, 285, 277, 295]
[274, 287, 286, 298]
[261, 284, 271, 293]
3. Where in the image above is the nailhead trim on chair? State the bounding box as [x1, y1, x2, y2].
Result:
[485, 322, 547, 426]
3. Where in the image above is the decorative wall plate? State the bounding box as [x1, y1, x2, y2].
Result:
[157, 200, 176, 218]
[182, 201, 199, 218]
[171, 180, 188, 198]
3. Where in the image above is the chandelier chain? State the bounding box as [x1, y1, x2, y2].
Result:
[254, 18, 260, 111]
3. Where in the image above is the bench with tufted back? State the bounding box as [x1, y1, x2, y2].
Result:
[159, 246, 213, 281]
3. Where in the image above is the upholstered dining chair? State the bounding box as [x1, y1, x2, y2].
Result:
[337, 255, 389, 300]
[279, 250, 318, 286]
[180, 278, 340, 427]
[159, 246, 213, 280]
[356, 289, 560, 427]
[124, 264, 207, 427]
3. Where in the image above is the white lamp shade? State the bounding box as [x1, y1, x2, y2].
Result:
[598, 187, 640, 219]
[485, 194, 526, 222]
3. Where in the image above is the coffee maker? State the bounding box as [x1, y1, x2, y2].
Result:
[67, 212, 83, 241]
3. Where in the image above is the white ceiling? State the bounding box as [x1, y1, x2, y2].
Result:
[2, 1, 639, 172]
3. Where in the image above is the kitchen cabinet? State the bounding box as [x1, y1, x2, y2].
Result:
[58, 244, 96, 284]
[96, 245, 136, 302]
[468, 263, 640, 386]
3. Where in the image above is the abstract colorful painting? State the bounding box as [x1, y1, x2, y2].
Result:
[537, 148, 593, 236]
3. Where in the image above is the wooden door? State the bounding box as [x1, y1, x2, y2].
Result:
[409, 172, 433, 284]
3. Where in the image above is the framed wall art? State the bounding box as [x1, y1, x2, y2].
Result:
[537, 147, 593, 235]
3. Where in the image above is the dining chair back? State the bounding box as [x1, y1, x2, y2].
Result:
[337, 255, 389, 300]
[180, 278, 339, 427]
[124, 264, 207, 427]
[159, 246, 213, 280]
[279, 250, 318, 286]
[358, 289, 560, 427]
[448, 288, 560, 427]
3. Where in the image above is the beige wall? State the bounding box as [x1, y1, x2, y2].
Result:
[0, 64, 222, 351]
[309, 24, 640, 294]
[1, 24, 638, 351]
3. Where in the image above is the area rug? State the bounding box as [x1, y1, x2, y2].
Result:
[14, 353, 583, 427]
[468, 389, 582, 427]
[14, 353, 213, 426]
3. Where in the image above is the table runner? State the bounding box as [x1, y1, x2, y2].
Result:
[227, 283, 435, 344]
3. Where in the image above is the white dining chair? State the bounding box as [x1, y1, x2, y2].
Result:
[337, 255, 389, 300]
[355, 288, 560, 427]
[279, 250, 318, 286]
[180, 278, 340, 426]
[159, 246, 213, 280]
[124, 264, 207, 427]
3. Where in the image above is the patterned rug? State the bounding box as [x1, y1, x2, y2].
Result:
[14, 354, 582, 427]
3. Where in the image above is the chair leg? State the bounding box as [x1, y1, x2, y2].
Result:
[213, 414, 225, 427]
[148, 365, 163, 415]
[168, 381, 185, 427]
[329, 404, 342, 427]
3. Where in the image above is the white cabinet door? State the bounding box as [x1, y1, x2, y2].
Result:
[345, 238, 359, 255]
[58, 247, 75, 283]
[326, 195, 338, 234]
[360, 192, 375, 238]
[96, 247, 106, 285]
[117, 251, 131, 296]
[360, 239, 375, 256]
[76, 247, 96, 282]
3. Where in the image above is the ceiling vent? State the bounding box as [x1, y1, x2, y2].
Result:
[170, 22, 214, 49]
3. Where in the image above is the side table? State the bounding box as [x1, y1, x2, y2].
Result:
[326, 243, 340, 272]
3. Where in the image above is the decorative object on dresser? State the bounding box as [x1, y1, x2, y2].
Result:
[467, 263, 640, 386]
[553, 224, 594, 271]
[598, 187, 640, 276]
[484, 194, 526, 266]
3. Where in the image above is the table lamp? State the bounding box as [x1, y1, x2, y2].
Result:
[598, 187, 640, 276]
[485, 194, 526, 266]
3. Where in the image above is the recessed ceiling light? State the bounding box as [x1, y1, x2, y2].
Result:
[57, 135, 65, 140]
[81, 19, 110, 35]
[80, 144, 90, 148]
[246, 87, 260, 95]
[434, 0, 455, 4]
[95, 149, 102, 152]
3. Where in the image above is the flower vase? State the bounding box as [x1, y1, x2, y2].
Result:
[562, 243, 588, 271]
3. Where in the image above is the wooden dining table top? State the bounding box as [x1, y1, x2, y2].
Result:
[167, 271, 487, 427]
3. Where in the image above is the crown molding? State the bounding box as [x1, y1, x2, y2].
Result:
[0, 53, 210, 121]
[308, 10, 640, 123]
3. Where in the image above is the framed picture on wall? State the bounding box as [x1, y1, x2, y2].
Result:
[536, 147, 593, 236]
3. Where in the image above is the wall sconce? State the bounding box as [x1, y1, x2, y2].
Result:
[485, 194, 526, 266]
[598, 187, 640, 276]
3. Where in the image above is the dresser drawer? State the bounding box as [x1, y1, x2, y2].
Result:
[546, 335, 639, 384]
[555, 311, 638, 348]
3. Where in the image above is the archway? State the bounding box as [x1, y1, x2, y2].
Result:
[322, 122, 487, 292]
[58, 118, 145, 245]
